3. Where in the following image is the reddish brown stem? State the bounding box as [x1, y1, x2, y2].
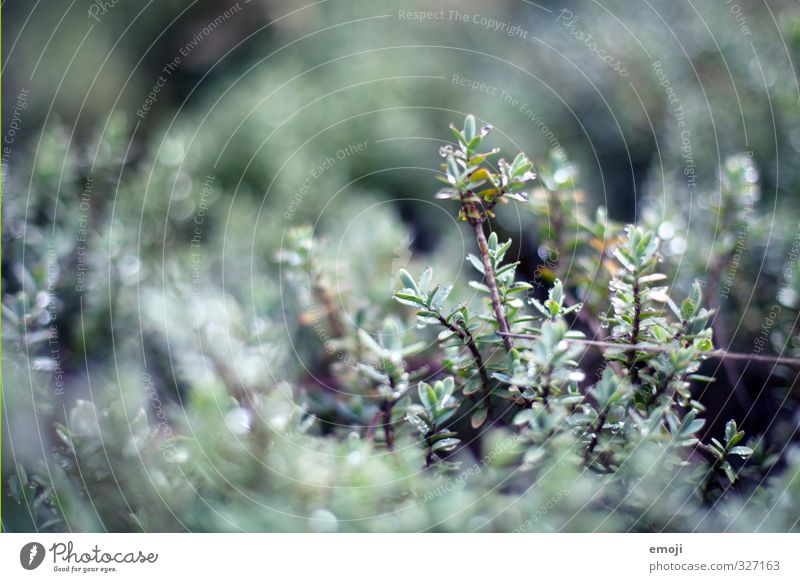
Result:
[499, 332, 800, 367]
[472, 220, 513, 351]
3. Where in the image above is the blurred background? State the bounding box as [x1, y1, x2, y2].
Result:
[6, 0, 800, 220]
[3, 0, 800, 531]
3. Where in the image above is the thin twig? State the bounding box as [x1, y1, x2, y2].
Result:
[471, 219, 513, 351]
[498, 332, 800, 367]
[381, 376, 399, 451]
[706, 258, 752, 408]
[381, 400, 395, 450]
[435, 313, 491, 395]
[585, 408, 608, 458]
[627, 271, 644, 383]
[375, 376, 416, 451]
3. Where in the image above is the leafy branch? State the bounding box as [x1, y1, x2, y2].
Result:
[357, 318, 427, 450]
[698, 420, 753, 502]
[497, 333, 800, 368]
[406, 378, 461, 467]
[394, 267, 490, 399]
[437, 115, 536, 351]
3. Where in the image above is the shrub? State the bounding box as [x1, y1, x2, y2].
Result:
[3, 115, 800, 533]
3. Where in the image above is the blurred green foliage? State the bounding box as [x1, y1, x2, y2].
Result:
[3, 0, 800, 532]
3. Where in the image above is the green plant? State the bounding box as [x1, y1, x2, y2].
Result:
[406, 377, 461, 468]
[436, 115, 536, 350]
[4, 114, 800, 533]
[388, 118, 749, 489]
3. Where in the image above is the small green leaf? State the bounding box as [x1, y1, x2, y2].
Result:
[394, 292, 425, 307]
[426, 385, 439, 410]
[721, 461, 737, 483]
[406, 413, 429, 434]
[471, 407, 488, 429]
[522, 447, 545, 466]
[685, 418, 705, 435]
[399, 269, 418, 293]
[359, 329, 385, 355]
[54, 423, 74, 448]
[466, 254, 485, 274]
[464, 115, 476, 142]
[724, 420, 739, 445]
[429, 431, 459, 442]
[417, 382, 433, 409]
[496, 238, 513, 262]
[488, 231, 498, 253]
[450, 125, 466, 145]
[638, 273, 667, 284]
[469, 281, 490, 293]
[431, 438, 460, 453]
[676, 411, 704, 437]
[463, 383, 482, 396]
[691, 280, 703, 308]
[419, 267, 433, 292]
[441, 376, 456, 397]
[431, 285, 452, 310]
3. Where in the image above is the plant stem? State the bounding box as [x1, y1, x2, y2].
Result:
[380, 375, 402, 451]
[701, 469, 717, 503]
[498, 332, 800, 367]
[366, 411, 381, 441]
[696, 442, 731, 503]
[540, 368, 552, 410]
[585, 408, 608, 459]
[435, 314, 490, 396]
[627, 272, 643, 383]
[707, 259, 752, 409]
[472, 220, 513, 351]
[381, 400, 395, 450]
[423, 430, 435, 468]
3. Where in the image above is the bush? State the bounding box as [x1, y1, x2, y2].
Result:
[3, 115, 800, 533]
